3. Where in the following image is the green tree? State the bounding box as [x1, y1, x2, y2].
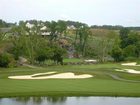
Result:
[50, 43, 66, 65]
[48, 21, 58, 41]
[35, 41, 52, 64]
[93, 31, 118, 62]
[57, 20, 67, 36]
[111, 46, 124, 62]
[119, 28, 130, 48]
[121, 32, 140, 58]
[0, 53, 15, 67]
[123, 45, 137, 57]
[136, 41, 140, 58]
[74, 26, 90, 56]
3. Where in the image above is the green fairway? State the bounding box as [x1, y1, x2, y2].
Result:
[0, 63, 140, 97]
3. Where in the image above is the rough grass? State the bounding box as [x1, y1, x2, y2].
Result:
[0, 63, 140, 97]
[63, 58, 83, 63]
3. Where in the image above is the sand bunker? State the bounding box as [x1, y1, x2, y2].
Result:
[121, 62, 140, 66]
[8, 72, 93, 80]
[115, 69, 140, 74]
[84, 59, 97, 63]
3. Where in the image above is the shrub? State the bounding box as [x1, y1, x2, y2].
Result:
[123, 45, 137, 57]
[124, 57, 137, 62]
[111, 46, 124, 62]
[0, 53, 16, 68]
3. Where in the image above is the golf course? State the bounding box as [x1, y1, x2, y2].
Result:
[0, 62, 140, 97]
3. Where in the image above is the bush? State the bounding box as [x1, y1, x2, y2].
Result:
[123, 45, 137, 57]
[0, 53, 16, 68]
[124, 57, 137, 62]
[111, 46, 124, 62]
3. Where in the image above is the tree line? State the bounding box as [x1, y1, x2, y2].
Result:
[0, 19, 140, 67]
[91, 25, 140, 31]
[111, 28, 140, 61]
[0, 19, 90, 67]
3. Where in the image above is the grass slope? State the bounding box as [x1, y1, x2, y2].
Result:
[0, 63, 140, 97]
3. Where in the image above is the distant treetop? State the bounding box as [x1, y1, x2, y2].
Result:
[1, 19, 140, 31]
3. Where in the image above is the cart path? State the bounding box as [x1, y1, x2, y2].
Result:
[106, 73, 140, 83]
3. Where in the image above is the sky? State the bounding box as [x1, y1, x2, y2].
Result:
[0, 0, 140, 26]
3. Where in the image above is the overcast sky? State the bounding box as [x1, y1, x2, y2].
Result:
[0, 0, 140, 26]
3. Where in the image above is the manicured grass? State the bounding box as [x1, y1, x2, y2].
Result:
[63, 58, 83, 63]
[0, 63, 140, 97]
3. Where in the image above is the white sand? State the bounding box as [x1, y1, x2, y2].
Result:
[115, 69, 140, 74]
[121, 62, 140, 66]
[31, 72, 56, 77]
[8, 72, 93, 80]
[84, 59, 97, 62]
